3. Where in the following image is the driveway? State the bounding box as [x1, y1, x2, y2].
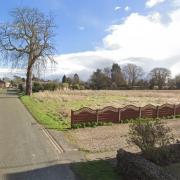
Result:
[0, 92, 75, 180]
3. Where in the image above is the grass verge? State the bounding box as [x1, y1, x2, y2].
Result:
[20, 95, 70, 130]
[71, 160, 122, 180]
[0, 88, 7, 94]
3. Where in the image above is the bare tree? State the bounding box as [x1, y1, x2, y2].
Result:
[0, 8, 55, 95]
[149, 68, 171, 90]
[123, 64, 144, 88]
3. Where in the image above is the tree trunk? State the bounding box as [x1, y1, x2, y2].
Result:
[26, 66, 33, 96]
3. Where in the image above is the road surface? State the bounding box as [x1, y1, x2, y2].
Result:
[0, 91, 75, 180]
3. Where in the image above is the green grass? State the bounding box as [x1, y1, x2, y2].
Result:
[20, 96, 70, 130]
[20, 92, 127, 130]
[72, 160, 122, 180]
[0, 88, 7, 94]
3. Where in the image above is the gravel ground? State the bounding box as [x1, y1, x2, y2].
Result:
[67, 119, 180, 157]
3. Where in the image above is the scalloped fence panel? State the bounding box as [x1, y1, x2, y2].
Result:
[158, 104, 175, 118]
[120, 105, 140, 122]
[98, 106, 120, 123]
[71, 104, 180, 127]
[71, 107, 97, 126]
[141, 105, 158, 119]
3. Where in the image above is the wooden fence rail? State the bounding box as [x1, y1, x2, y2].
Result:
[71, 104, 180, 127]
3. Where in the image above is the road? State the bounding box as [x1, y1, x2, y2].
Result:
[0, 91, 75, 180]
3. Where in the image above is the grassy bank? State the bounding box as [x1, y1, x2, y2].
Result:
[20, 96, 70, 130]
[20, 91, 128, 130]
[72, 160, 122, 180]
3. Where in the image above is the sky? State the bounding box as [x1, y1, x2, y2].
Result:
[0, 0, 180, 80]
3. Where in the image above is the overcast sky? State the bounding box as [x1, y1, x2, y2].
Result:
[0, 0, 180, 80]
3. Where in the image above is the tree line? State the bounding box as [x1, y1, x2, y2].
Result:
[61, 63, 180, 90]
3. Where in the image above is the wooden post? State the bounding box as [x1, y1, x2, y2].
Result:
[118, 108, 121, 123]
[156, 106, 159, 118]
[71, 110, 74, 128]
[96, 110, 99, 124]
[173, 104, 176, 118]
[139, 107, 141, 118]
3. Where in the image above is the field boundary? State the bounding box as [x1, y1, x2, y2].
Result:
[71, 103, 180, 126]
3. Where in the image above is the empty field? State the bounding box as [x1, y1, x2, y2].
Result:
[21, 90, 180, 130]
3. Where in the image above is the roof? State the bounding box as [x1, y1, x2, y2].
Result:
[0, 80, 5, 84]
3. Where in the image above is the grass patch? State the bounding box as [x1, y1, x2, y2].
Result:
[20, 92, 128, 130]
[0, 88, 7, 94]
[71, 160, 122, 180]
[20, 95, 70, 130]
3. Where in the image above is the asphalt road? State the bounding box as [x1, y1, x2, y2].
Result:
[0, 92, 75, 180]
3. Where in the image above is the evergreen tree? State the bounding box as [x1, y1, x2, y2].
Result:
[62, 75, 67, 83]
[111, 63, 125, 88]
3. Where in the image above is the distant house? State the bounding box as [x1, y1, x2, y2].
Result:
[5, 82, 11, 88]
[0, 80, 5, 88]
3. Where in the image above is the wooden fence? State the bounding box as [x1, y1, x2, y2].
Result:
[71, 104, 180, 126]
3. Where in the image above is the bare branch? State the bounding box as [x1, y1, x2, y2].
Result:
[0, 8, 56, 95]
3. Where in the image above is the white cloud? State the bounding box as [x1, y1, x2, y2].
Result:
[103, 12, 179, 60]
[124, 6, 130, 12]
[0, 68, 25, 78]
[146, 0, 166, 8]
[50, 9, 180, 79]
[114, 6, 121, 11]
[173, 0, 180, 7]
[1, 7, 180, 80]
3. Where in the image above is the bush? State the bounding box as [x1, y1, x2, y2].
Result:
[43, 82, 59, 91]
[32, 81, 60, 92]
[128, 119, 174, 155]
[32, 82, 44, 92]
[18, 83, 24, 92]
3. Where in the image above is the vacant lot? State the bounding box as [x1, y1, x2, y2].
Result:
[21, 90, 180, 130]
[67, 119, 180, 154]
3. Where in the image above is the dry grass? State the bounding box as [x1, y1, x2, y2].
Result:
[31, 90, 180, 128]
[34, 90, 180, 109]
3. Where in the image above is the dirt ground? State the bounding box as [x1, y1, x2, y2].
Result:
[66, 119, 180, 160]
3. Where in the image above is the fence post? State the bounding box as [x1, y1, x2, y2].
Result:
[96, 110, 99, 124]
[71, 110, 74, 128]
[156, 106, 159, 118]
[139, 107, 141, 118]
[174, 104, 176, 118]
[118, 108, 121, 123]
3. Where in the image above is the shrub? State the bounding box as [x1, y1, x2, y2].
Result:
[18, 83, 24, 92]
[72, 84, 80, 90]
[43, 82, 59, 91]
[32, 82, 44, 92]
[128, 119, 174, 155]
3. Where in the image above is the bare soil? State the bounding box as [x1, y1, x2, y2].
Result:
[66, 119, 180, 160]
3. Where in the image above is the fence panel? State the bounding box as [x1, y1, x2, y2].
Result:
[120, 105, 140, 121]
[175, 104, 180, 117]
[71, 103, 180, 127]
[98, 106, 119, 123]
[158, 104, 174, 118]
[71, 107, 97, 125]
[141, 104, 157, 118]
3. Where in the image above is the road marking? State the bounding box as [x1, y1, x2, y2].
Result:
[41, 127, 64, 154]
